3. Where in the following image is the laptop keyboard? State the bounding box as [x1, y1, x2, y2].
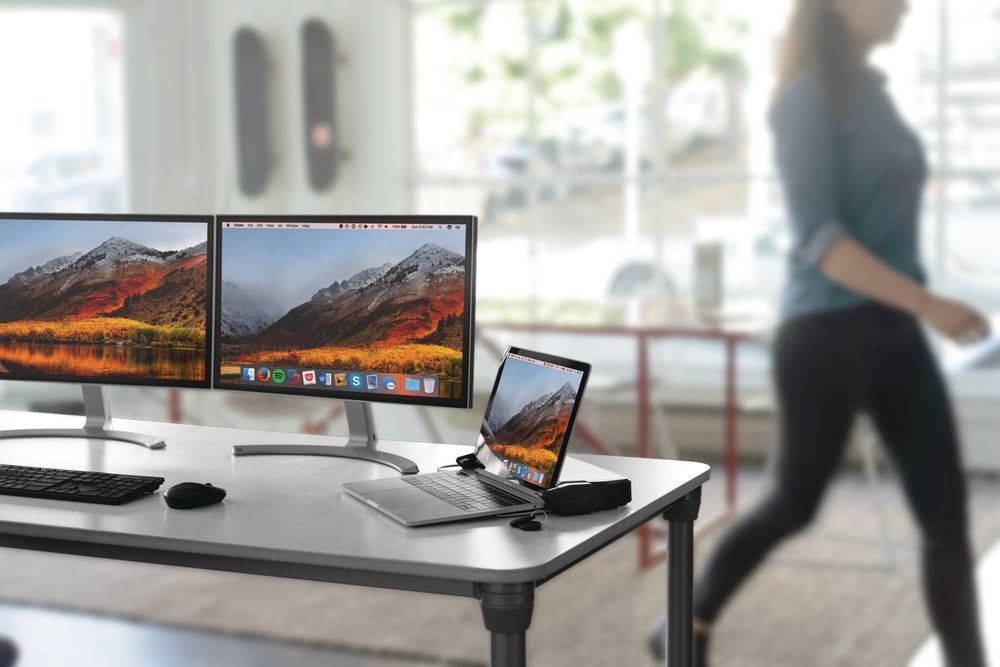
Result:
[403, 472, 527, 512]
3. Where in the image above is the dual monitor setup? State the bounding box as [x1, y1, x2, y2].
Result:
[0, 213, 477, 475]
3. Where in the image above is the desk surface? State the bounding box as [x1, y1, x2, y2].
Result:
[0, 409, 709, 594]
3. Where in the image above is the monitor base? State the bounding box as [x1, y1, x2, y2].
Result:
[0, 385, 166, 449]
[0, 428, 165, 450]
[230, 401, 419, 474]
[231, 443, 418, 474]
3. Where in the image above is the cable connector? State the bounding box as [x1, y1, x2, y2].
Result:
[456, 453, 484, 471]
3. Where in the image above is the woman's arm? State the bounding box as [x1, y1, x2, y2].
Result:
[819, 237, 990, 344]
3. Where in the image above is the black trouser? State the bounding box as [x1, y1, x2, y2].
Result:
[692, 304, 986, 667]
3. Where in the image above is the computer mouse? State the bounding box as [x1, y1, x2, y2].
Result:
[164, 482, 227, 509]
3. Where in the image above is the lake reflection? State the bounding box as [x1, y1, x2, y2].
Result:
[441, 379, 462, 399]
[0, 341, 205, 380]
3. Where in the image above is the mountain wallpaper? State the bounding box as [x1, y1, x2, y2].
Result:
[484, 380, 580, 481]
[219, 238, 468, 391]
[0, 231, 209, 380]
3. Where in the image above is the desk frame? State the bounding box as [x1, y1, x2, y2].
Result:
[0, 490, 703, 667]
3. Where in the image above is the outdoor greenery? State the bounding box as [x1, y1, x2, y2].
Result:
[437, 0, 747, 143]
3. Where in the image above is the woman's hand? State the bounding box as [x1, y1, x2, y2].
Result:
[814, 239, 991, 345]
[919, 295, 992, 345]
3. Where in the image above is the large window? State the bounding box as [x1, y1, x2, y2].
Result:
[409, 0, 1000, 430]
[0, 8, 127, 214]
[412, 0, 1000, 324]
[414, 0, 780, 324]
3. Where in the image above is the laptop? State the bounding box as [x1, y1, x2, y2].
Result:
[343, 346, 591, 526]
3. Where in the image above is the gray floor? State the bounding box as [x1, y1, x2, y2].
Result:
[0, 603, 460, 667]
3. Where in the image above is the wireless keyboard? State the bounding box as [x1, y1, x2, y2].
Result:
[0, 464, 165, 505]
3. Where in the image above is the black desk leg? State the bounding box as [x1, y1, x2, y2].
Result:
[663, 487, 703, 667]
[478, 582, 535, 667]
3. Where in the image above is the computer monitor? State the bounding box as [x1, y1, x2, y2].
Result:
[214, 215, 476, 473]
[0, 213, 214, 449]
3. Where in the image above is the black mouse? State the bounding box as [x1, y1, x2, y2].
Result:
[164, 482, 227, 509]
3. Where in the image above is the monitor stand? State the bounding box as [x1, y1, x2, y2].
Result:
[231, 400, 419, 474]
[0, 385, 166, 449]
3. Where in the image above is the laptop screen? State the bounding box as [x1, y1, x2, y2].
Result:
[473, 348, 589, 491]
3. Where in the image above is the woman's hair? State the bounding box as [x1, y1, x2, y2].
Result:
[775, 0, 858, 105]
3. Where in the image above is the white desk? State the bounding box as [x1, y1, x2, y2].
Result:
[0, 409, 710, 667]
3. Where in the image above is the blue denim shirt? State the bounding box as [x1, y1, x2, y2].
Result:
[771, 67, 928, 322]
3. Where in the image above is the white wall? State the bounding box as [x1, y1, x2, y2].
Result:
[123, 0, 411, 215]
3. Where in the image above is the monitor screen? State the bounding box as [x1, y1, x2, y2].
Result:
[473, 349, 589, 491]
[0, 213, 213, 388]
[214, 216, 476, 408]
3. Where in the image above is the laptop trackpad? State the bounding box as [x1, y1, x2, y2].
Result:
[369, 488, 445, 512]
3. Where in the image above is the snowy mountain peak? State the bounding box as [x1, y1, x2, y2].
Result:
[71, 236, 166, 269]
[312, 262, 394, 301]
[373, 244, 465, 287]
[175, 241, 208, 257]
[552, 382, 576, 402]
[93, 236, 152, 256]
[400, 243, 463, 269]
[7, 252, 84, 284]
[491, 381, 579, 448]
[522, 383, 577, 415]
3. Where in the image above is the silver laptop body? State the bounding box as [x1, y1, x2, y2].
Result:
[343, 346, 591, 527]
[343, 467, 544, 526]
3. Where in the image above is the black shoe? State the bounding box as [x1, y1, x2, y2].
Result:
[0, 637, 17, 667]
[646, 613, 709, 667]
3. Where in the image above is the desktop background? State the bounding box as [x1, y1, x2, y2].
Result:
[0, 219, 209, 381]
[218, 227, 469, 397]
[479, 355, 584, 485]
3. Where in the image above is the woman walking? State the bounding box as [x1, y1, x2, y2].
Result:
[650, 1, 990, 665]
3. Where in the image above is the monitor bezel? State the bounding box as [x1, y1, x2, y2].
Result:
[213, 214, 477, 409]
[0, 212, 215, 390]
